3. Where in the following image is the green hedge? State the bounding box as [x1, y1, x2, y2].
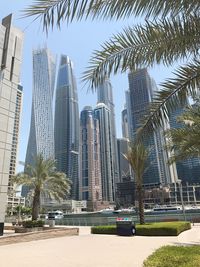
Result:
[91, 225, 117, 235]
[91, 222, 191, 236]
[143, 245, 200, 267]
[22, 220, 45, 228]
[136, 222, 191, 236]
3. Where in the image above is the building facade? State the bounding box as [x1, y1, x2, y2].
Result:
[169, 105, 200, 184]
[25, 48, 56, 167]
[127, 69, 172, 185]
[94, 103, 116, 202]
[117, 138, 132, 182]
[79, 106, 102, 209]
[54, 55, 79, 200]
[121, 107, 129, 139]
[0, 14, 23, 234]
[97, 79, 119, 189]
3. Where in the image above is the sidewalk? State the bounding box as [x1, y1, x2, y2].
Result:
[0, 225, 199, 267]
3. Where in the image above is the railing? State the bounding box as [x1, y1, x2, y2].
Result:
[54, 212, 199, 226]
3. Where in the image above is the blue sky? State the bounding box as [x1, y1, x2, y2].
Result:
[1, 1, 176, 169]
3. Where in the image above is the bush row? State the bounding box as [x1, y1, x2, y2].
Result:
[22, 220, 45, 228]
[91, 222, 191, 236]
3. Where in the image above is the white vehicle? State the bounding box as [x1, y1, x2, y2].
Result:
[47, 210, 64, 219]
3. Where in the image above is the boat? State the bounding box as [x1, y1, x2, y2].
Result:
[98, 208, 114, 214]
[47, 210, 64, 219]
[152, 205, 182, 213]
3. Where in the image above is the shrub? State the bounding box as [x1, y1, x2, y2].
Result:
[136, 222, 191, 236]
[22, 220, 45, 228]
[91, 225, 117, 235]
[91, 222, 191, 236]
[143, 245, 200, 267]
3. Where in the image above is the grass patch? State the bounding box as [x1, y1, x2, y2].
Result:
[143, 245, 200, 267]
[136, 221, 191, 236]
[91, 222, 191, 236]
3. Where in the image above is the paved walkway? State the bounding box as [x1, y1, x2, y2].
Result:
[0, 225, 199, 267]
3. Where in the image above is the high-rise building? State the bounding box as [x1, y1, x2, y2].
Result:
[79, 106, 102, 208]
[127, 69, 172, 185]
[0, 14, 23, 235]
[25, 48, 56, 167]
[169, 105, 200, 184]
[22, 48, 56, 197]
[9, 85, 23, 186]
[7, 84, 24, 211]
[117, 138, 132, 182]
[121, 107, 129, 139]
[54, 55, 79, 200]
[97, 79, 119, 187]
[94, 103, 115, 202]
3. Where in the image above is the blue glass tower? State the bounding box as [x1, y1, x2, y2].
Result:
[169, 105, 200, 184]
[127, 69, 172, 185]
[54, 55, 79, 199]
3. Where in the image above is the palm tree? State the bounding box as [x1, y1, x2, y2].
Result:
[165, 102, 200, 163]
[123, 141, 149, 224]
[12, 154, 71, 220]
[23, 1, 200, 132]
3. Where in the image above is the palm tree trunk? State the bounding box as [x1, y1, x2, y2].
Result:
[32, 190, 40, 221]
[137, 185, 145, 225]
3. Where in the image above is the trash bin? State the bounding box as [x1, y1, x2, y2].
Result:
[48, 214, 55, 227]
[116, 218, 135, 236]
[49, 219, 55, 227]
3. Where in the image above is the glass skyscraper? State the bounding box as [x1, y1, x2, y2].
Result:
[127, 69, 172, 185]
[0, 14, 23, 234]
[79, 106, 102, 208]
[169, 105, 200, 184]
[25, 48, 56, 166]
[23, 48, 56, 197]
[94, 103, 115, 202]
[97, 79, 119, 186]
[54, 55, 79, 200]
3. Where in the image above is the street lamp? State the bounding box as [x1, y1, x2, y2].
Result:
[177, 179, 186, 221]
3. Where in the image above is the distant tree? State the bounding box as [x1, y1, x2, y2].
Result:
[12, 154, 71, 220]
[123, 141, 149, 224]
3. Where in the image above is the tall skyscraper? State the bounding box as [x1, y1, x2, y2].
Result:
[25, 48, 56, 168]
[97, 79, 119, 186]
[22, 48, 56, 199]
[54, 55, 79, 200]
[127, 69, 172, 185]
[94, 103, 115, 202]
[0, 14, 23, 235]
[79, 106, 102, 208]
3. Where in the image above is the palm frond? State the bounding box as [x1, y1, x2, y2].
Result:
[137, 60, 200, 136]
[165, 103, 200, 162]
[81, 15, 200, 89]
[23, 0, 200, 31]
[124, 141, 149, 184]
